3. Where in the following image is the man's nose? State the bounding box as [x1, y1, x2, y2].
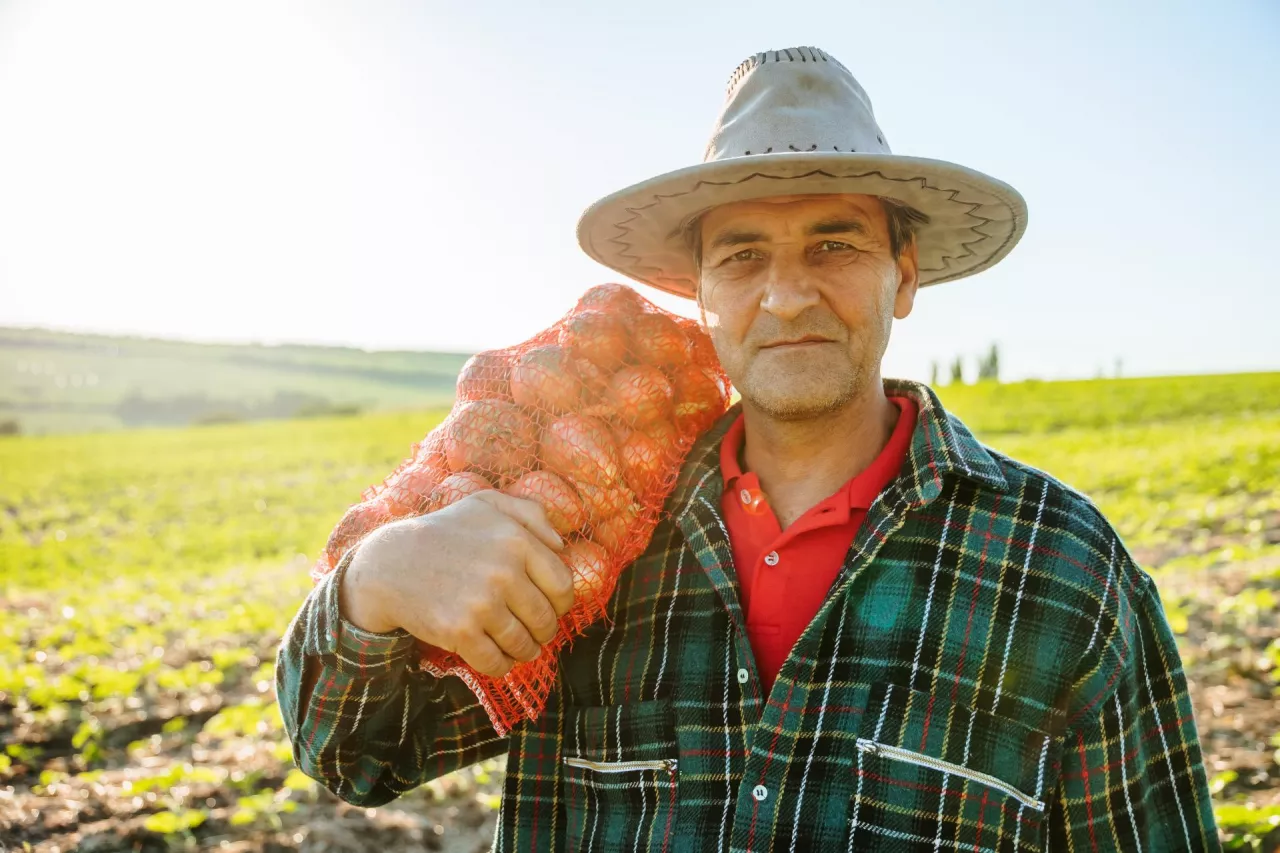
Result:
[759, 256, 820, 321]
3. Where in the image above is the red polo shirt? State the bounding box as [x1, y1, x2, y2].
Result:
[720, 396, 918, 693]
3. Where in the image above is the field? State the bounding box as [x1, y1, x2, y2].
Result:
[0, 327, 470, 434]
[2, 372, 1279, 851]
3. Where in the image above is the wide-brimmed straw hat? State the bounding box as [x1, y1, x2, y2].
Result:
[577, 46, 1027, 300]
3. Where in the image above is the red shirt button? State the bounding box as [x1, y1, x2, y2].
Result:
[739, 488, 768, 516]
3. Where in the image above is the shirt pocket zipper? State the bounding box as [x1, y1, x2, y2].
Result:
[855, 738, 1044, 812]
[563, 756, 678, 775]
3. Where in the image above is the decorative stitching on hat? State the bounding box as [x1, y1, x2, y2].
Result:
[723, 46, 845, 98]
[753, 146, 859, 153]
[600, 165, 1016, 292]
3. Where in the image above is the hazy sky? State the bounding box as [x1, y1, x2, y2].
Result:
[1, 0, 1276, 381]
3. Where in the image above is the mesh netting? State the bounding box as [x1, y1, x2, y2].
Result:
[309, 283, 730, 735]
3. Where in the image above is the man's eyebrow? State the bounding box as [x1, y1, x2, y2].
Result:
[805, 218, 867, 236]
[708, 229, 767, 250]
[706, 218, 868, 250]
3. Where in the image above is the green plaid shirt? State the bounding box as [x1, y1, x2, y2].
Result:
[277, 378, 1219, 852]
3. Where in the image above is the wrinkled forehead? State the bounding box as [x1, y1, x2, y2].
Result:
[700, 192, 885, 237]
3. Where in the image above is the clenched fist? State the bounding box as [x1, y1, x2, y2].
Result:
[338, 491, 576, 678]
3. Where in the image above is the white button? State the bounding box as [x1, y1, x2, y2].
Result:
[739, 488, 752, 504]
[736, 668, 749, 684]
[752, 784, 768, 801]
[763, 551, 779, 566]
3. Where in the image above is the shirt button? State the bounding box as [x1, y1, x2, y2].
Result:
[763, 551, 779, 566]
[752, 784, 768, 801]
[739, 488, 753, 505]
[736, 667, 749, 684]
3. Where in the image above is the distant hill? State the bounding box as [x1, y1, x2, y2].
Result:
[5, 326, 1278, 438]
[0, 327, 471, 435]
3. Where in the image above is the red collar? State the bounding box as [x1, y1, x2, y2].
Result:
[720, 395, 919, 521]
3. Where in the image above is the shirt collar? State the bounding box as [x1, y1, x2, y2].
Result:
[667, 378, 1009, 517]
[718, 395, 919, 515]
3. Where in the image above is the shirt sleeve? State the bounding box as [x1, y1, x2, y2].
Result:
[274, 547, 507, 806]
[1047, 568, 1221, 851]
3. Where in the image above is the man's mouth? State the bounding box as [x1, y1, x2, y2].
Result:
[760, 336, 834, 350]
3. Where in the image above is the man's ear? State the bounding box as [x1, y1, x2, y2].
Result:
[893, 241, 921, 320]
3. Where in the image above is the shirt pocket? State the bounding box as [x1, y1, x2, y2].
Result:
[562, 698, 679, 853]
[848, 681, 1061, 852]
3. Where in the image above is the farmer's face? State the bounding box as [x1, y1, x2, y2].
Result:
[697, 193, 919, 421]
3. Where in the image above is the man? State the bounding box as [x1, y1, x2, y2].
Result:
[278, 46, 1219, 851]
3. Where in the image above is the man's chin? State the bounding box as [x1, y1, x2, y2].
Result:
[740, 383, 857, 422]
[737, 359, 865, 421]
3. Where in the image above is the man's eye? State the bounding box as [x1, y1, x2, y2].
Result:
[727, 249, 761, 263]
[816, 240, 853, 252]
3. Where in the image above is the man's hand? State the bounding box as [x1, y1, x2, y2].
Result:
[338, 491, 575, 678]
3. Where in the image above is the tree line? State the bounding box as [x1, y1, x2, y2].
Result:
[930, 343, 1002, 386]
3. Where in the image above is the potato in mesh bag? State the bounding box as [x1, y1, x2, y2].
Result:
[311, 283, 730, 733]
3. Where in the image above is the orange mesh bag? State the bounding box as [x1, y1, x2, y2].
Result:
[310, 283, 730, 734]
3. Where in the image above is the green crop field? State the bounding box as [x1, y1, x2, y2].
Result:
[2, 373, 1279, 851]
[0, 327, 470, 435]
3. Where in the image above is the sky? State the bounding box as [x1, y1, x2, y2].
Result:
[0, 0, 1276, 382]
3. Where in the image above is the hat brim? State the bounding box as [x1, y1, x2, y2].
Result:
[576, 152, 1027, 299]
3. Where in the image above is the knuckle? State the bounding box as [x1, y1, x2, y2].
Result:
[530, 610, 557, 644]
[494, 622, 536, 660]
[476, 652, 509, 678]
[488, 567, 515, 593]
[464, 596, 496, 626]
[492, 617, 523, 644]
[548, 574, 575, 610]
[494, 521, 527, 555]
[461, 634, 507, 676]
[511, 639, 538, 662]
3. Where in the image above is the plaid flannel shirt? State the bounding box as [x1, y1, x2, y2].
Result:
[277, 378, 1220, 852]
